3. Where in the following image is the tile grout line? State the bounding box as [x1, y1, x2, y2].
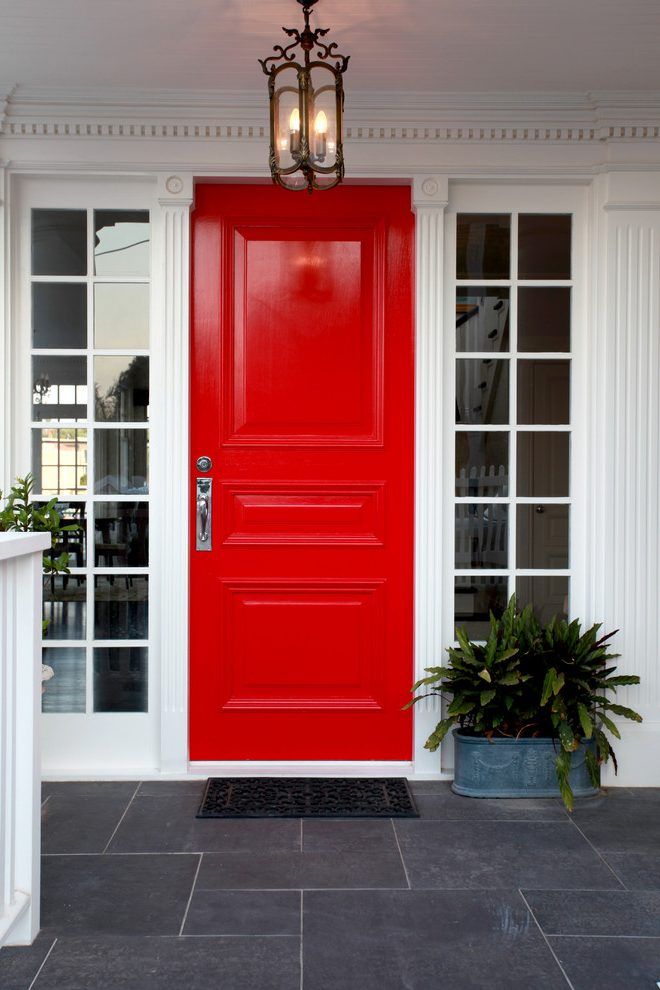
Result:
[101, 783, 141, 855]
[546, 934, 660, 940]
[568, 817, 628, 889]
[27, 937, 57, 990]
[178, 854, 204, 937]
[300, 890, 304, 990]
[40, 795, 51, 810]
[518, 889, 576, 990]
[390, 819, 411, 889]
[300, 819, 303, 853]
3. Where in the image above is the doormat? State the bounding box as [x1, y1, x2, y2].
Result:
[196, 777, 419, 818]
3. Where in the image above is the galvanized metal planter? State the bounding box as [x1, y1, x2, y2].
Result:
[451, 729, 599, 798]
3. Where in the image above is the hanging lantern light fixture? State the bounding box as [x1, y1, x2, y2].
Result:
[259, 0, 349, 193]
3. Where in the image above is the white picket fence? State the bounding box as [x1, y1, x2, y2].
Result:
[456, 465, 508, 498]
[0, 532, 49, 946]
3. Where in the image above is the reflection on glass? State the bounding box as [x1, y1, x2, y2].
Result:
[42, 647, 86, 713]
[516, 576, 569, 625]
[518, 214, 571, 280]
[455, 577, 509, 640]
[455, 504, 508, 569]
[94, 503, 148, 567]
[456, 287, 510, 353]
[94, 575, 148, 639]
[43, 576, 86, 640]
[517, 360, 570, 424]
[35, 501, 87, 566]
[32, 356, 87, 422]
[456, 432, 509, 496]
[32, 429, 88, 495]
[518, 287, 571, 352]
[456, 359, 509, 425]
[517, 505, 569, 569]
[94, 210, 150, 276]
[32, 283, 87, 350]
[456, 214, 510, 280]
[94, 356, 149, 422]
[517, 433, 569, 497]
[94, 647, 147, 712]
[32, 209, 87, 276]
[94, 429, 148, 494]
[94, 283, 149, 349]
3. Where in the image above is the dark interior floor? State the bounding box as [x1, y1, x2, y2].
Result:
[1, 781, 660, 989]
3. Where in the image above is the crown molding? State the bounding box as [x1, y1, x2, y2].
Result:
[1, 87, 659, 144]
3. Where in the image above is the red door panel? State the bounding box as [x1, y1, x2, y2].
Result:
[190, 184, 414, 761]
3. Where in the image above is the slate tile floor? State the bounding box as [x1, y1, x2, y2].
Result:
[1, 782, 660, 988]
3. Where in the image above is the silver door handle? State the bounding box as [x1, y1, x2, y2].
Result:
[196, 477, 212, 551]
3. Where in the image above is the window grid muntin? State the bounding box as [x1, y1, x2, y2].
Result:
[454, 210, 573, 633]
[31, 206, 151, 714]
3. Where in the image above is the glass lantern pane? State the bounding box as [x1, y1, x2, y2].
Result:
[273, 65, 302, 173]
[309, 65, 338, 169]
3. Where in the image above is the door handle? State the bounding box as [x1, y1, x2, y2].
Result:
[196, 477, 212, 551]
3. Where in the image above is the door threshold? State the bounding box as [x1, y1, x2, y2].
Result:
[189, 760, 423, 778]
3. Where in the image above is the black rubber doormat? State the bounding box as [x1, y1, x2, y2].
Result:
[196, 777, 419, 818]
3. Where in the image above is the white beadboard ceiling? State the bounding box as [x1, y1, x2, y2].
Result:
[0, 0, 659, 95]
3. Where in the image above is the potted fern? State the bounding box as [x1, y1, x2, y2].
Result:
[407, 596, 642, 809]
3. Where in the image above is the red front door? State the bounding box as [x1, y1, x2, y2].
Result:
[189, 184, 414, 761]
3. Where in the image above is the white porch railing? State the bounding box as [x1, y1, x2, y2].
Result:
[0, 531, 49, 946]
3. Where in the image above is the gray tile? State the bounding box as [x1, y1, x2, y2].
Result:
[197, 848, 408, 890]
[42, 791, 134, 854]
[0, 934, 55, 990]
[549, 935, 660, 990]
[137, 780, 206, 797]
[524, 888, 660, 936]
[32, 935, 300, 990]
[182, 889, 300, 935]
[411, 782, 568, 820]
[41, 782, 138, 799]
[107, 794, 300, 853]
[572, 792, 660, 853]
[302, 819, 398, 853]
[394, 820, 622, 889]
[303, 889, 569, 989]
[604, 853, 660, 889]
[41, 854, 199, 935]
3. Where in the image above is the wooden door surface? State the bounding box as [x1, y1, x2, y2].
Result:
[189, 184, 414, 760]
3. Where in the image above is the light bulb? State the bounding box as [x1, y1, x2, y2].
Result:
[289, 107, 300, 133]
[314, 110, 328, 135]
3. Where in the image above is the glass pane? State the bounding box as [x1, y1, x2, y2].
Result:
[94, 503, 149, 567]
[517, 505, 569, 569]
[273, 64, 302, 174]
[43, 575, 86, 640]
[35, 500, 87, 566]
[456, 359, 509, 425]
[94, 356, 149, 422]
[456, 287, 510, 353]
[94, 429, 149, 494]
[517, 433, 569, 497]
[94, 283, 149, 349]
[32, 356, 87, 422]
[455, 504, 508, 569]
[94, 575, 148, 639]
[94, 647, 147, 713]
[456, 214, 510, 280]
[309, 65, 338, 169]
[456, 432, 508, 496]
[94, 210, 150, 276]
[516, 576, 569, 625]
[32, 283, 87, 349]
[32, 429, 88, 496]
[32, 209, 87, 276]
[518, 214, 571, 280]
[518, 287, 571, 352]
[517, 360, 570, 424]
[42, 647, 86, 713]
[455, 577, 508, 640]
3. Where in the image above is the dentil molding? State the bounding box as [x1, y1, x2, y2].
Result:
[1, 87, 660, 145]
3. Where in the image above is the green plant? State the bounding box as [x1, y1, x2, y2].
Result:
[0, 473, 80, 635]
[406, 596, 643, 809]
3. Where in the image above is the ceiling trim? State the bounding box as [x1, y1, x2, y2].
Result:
[2, 86, 660, 144]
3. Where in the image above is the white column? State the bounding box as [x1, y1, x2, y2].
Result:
[587, 169, 660, 785]
[412, 176, 450, 777]
[154, 174, 193, 774]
